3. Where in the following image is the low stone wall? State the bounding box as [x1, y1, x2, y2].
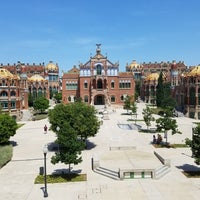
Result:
[109, 146, 136, 151]
[119, 168, 154, 180]
[154, 151, 171, 167]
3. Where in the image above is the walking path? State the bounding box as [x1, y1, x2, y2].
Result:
[0, 102, 200, 199]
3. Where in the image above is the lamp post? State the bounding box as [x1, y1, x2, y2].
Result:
[43, 145, 48, 198]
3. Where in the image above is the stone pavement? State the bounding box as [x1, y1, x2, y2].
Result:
[0, 102, 200, 200]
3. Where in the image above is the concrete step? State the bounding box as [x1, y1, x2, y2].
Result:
[155, 165, 171, 179]
[94, 167, 119, 180]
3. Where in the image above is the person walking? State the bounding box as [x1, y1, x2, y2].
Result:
[44, 125, 47, 134]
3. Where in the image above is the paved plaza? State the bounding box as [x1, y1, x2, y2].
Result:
[0, 102, 200, 200]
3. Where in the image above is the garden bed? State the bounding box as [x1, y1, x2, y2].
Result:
[152, 143, 188, 148]
[34, 173, 87, 184]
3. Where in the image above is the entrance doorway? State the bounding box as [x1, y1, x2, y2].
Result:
[94, 95, 105, 105]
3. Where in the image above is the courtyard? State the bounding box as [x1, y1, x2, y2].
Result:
[0, 102, 200, 200]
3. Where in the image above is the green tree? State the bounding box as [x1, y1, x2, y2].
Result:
[190, 124, 200, 165]
[156, 73, 176, 109]
[156, 72, 164, 107]
[142, 106, 155, 131]
[131, 102, 137, 124]
[48, 102, 100, 171]
[123, 95, 134, 113]
[0, 114, 18, 144]
[0, 105, 2, 114]
[135, 80, 141, 100]
[54, 92, 62, 103]
[162, 83, 176, 109]
[131, 102, 137, 114]
[71, 102, 100, 142]
[49, 102, 100, 142]
[156, 113, 181, 144]
[51, 123, 84, 173]
[33, 97, 49, 113]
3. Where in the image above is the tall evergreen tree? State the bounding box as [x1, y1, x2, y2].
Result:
[156, 72, 164, 107]
[156, 73, 176, 109]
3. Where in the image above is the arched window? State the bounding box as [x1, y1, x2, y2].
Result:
[97, 79, 103, 89]
[11, 80, 15, 86]
[33, 87, 37, 98]
[2, 80, 6, 86]
[190, 87, 195, 105]
[111, 80, 115, 88]
[1, 91, 8, 96]
[111, 96, 115, 102]
[38, 87, 43, 97]
[44, 88, 46, 97]
[84, 95, 88, 102]
[84, 81, 88, 89]
[96, 64, 102, 75]
[11, 101, 16, 108]
[11, 91, 16, 96]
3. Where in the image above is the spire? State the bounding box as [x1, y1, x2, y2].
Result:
[96, 43, 101, 54]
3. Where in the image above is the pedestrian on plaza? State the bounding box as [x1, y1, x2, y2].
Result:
[152, 135, 156, 144]
[157, 134, 162, 144]
[44, 125, 47, 134]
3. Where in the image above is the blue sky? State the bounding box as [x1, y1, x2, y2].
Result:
[0, 0, 200, 72]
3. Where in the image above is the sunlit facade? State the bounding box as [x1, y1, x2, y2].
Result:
[62, 45, 135, 106]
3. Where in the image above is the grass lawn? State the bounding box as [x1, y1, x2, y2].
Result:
[34, 173, 87, 184]
[0, 144, 13, 168]
[33, 113, 48, 120]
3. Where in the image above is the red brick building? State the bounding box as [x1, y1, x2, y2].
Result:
[0, 61, 59, 120]
[62, 45, 135, 106]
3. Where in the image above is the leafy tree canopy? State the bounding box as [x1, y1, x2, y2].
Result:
[33, 97, 49, 113]
[49, 102, 100, 172]
[49, 102, 100, 142]
[123, 95, 135, 112]
[191, 124, 200, 165]
[51, 125, 84, 173]
[0, 114, 18, 144]
[54, 92, 62, 103]
[142, 106, 155, 130]
[156, 115, 181, 135]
